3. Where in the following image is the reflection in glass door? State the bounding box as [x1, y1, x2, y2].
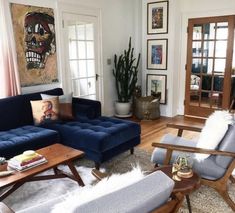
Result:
[185, 16, 235, 117]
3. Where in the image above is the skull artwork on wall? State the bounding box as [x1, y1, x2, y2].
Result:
[10, 3, 58, 87]
[24, 12, 56, 69]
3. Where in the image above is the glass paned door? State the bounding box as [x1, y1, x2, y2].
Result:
[185, 16, 235, 117]
[63, 13, 100, 101]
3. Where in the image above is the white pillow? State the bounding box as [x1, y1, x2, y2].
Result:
[195, 111, 233, 161]
[51, 166, 145, 213]
[41, 93, 73, 103]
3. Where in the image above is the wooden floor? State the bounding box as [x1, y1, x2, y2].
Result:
[136, 115, 205, 153]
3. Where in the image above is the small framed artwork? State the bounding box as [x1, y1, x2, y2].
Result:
[147, 39, 168, 70]
[146, 74, 167, 104]
[147, 1, 168, 34]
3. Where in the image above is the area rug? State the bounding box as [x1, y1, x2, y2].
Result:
[3, 148, 235, 213]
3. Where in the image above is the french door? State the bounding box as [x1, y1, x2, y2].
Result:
[185, 15, 235, 117]
[63, 13, 101, 101]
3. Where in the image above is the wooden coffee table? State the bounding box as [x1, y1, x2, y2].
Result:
[155, 165, 201, 213]
[0, 143, 85, 201]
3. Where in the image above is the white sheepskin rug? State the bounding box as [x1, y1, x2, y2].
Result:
[51, 166, 145, 213]
[195, 110, 233, 161]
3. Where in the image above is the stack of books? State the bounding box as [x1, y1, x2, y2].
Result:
[8, 150, 47, 171]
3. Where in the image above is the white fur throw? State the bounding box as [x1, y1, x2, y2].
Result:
[195, 111, 233, 161]
[51, 166, 145, 213]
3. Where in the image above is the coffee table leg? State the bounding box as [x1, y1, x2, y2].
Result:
[186, 195, 192, 213]
[66, 161, 85, 187]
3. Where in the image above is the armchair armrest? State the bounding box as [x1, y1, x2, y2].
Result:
[0, 202, 14, 213]
[167, 123, 202, 136]
[72, 97, 101, 119]
[152, 142, 235, 165]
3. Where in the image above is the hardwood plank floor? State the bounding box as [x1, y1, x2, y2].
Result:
[137, 115, 205, 153]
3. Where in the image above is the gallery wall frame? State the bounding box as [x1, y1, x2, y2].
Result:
[147, 39, 168, 70]
[147, 1, 168, 34]
[146, 74, 167, 104]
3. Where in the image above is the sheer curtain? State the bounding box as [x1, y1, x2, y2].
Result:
[0, 1, 21, 98]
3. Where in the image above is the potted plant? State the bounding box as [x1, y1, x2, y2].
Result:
[113, 37, 141, 116]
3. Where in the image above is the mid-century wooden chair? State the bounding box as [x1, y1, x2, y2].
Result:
[92, 169, 184, 213]
[151, 123, 235, 211]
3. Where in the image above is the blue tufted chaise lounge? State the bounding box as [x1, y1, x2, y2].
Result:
[0, 88, 141, 169]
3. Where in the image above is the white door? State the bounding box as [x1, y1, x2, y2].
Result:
[63, 13, 101, 101]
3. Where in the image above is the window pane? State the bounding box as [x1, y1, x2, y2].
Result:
[192, 41, 202, 57]
[79, 79, 88, 96]
[68, 25, 76, 39]
[204, 23, 215, 40]
[202, 75, 212, 90]
[214, 59, 226, 72]
[72, 80, 80, 97]
[88, 77, 96, 94]
[87, 41, 94, 59]
[215, 41, 227, 57]
[78, 41, 86, 59]
[69, 41, 77, 59]
[216, 22, 228, 40]
[202, 58, 213, 74]
[192, 58, 202, 73]
[77, 24, 85, 40]
[86, 24, 94, 40]
[78, 60, 86, 77]
[70, 61, 78, 78]
[203, 41, 214, 57]
[87, 60, 95, 77]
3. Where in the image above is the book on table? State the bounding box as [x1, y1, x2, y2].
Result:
[8, 151, 47, 171]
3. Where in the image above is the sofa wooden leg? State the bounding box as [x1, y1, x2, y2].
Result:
[130, 148, 134, 155]
[95, 162, 100, 170]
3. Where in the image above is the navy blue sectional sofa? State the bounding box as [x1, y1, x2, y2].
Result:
[0, 88, 141, 169]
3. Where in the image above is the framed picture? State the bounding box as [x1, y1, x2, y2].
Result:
[147, 39, 168, 70]
[146, 74, 167, 104]
[147, 1, 168, 34]
[10, 3, 58, 87]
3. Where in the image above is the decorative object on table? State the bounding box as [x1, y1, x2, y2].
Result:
[172, 155, 193, 180]
[147, 1, 169, 34]
[113, 37, 141, 117]
[0, 157, 7, 171]
[0, 171, 14, 177]
[10, 3, 58, 87]
[8, 150, 47, 171]
[147, 39, 168, 70]
[147, 74, 167, 104]
[134, 96, 160, 120]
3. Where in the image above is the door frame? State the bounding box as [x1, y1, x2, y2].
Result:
[184, 15, 235, 118]
[58, 3, 104, 106]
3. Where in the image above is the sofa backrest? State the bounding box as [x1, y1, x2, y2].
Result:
[0, 88, 63, 131]
[215, 124, 235, 169]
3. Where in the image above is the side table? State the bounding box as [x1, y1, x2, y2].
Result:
[155, 165, 201, 213]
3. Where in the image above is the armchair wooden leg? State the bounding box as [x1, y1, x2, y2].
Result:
[217, 188, 235, 211]
[95, 162, 100, 170]
[229, 175, 235, 183]
[130, 148, 134, 154]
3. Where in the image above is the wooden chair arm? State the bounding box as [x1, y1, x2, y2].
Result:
[167, 123, 202, 136]
[0, 202, 14, 213]
[91, 169, 109, 181]
[152, 142, 235, 157]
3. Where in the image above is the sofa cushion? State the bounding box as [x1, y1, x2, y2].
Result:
[46, 117, 141, 153]
[30, 97, 60, 125]
[0, 125, 59, 159]
[151, 134, 226, 180]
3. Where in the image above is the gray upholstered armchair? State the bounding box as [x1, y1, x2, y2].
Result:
[151, 123, 235, 211]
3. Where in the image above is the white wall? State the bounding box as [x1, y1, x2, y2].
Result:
[5, 0, 142, 116]
[141, 0, 181, 117]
